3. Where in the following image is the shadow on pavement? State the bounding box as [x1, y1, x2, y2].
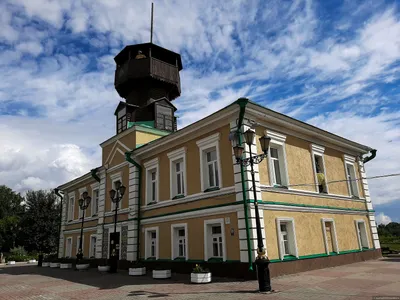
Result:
[0, 264, 247, 291]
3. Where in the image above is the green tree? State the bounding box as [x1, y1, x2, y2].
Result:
[0, 185, 24, 252]
[20, 190, 61, 254]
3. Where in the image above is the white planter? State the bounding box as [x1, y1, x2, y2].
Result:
[191, 272, 212, 284]
[50, 262, 60, 268]
[42, 262, 50, 267]
[28, 259, 37, 264]
[98, 265, 110, 272]
[76, 264, 90, 270]
[129, 267, 146, 276]
[7, 261, 16, 265]
[60, 263, 72, 269]
[152, 269, 171, 279]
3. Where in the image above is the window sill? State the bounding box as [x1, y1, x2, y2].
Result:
[273, 185, 288, 189]
[329, 252, 338, 256]
[172, 194, 185, 200]
[207, 257, 223, 262]
[147, 201, 158, 206]
[282, 255, 297, 261]
[362, 247, 369, 250]
[146, 257, 157, 261]
[173, 257, 186, 261]
[204, 187, 220, 193]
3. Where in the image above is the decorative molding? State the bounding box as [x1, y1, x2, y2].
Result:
[204, 218, 226, 262]
[109, 171, 122, 181]
[107, 161, 129, 173]
[344, 154, 356, 164]
[167, 147, 187, 159]
[171, 223, 189, 261]
[310, 144, 325, 155]
[276, 217, 299, 260]
[265, 130, 286, 144]
[355, 219, 371, 250]
[321, 218, 340, 255]
[197, 133, 223, 191]
[145, 226, 159, 260]
[260, 203, 368, 215]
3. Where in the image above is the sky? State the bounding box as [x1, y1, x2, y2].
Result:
[0, 0, 399, 224]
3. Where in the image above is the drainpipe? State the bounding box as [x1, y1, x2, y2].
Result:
[235, 97, 253, 271]
[91, 167, 101, 182]
[125, 151, 142, 262]
[54, 188, 64, 258]
[362, 149, 377, 164]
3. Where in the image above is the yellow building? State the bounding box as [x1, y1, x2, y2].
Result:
[56, 42, 380, 278]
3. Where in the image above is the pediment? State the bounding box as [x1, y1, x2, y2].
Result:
[104, 140, 130, 168]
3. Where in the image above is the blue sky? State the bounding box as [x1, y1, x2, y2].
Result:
[0, 0, 399, 224]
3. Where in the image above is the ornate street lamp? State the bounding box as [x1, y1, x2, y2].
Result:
[108, 180, 126, 273]
[232, 128, 272, 292]
[77, 192, 91, 263]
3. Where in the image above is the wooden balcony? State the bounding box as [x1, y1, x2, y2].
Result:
[114, 57, 180, 92]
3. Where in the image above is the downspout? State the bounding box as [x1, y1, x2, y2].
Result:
[362, 149, 377, 164]
[125, 151, 142, 262]
[91, 167, 101, 182]
[235, 97, 253, 271]
[54, 188, 63, 258]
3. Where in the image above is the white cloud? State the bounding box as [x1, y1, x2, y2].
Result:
[376, 212, 392, 225]
[15, 41, 43, 56]
[0, 0, 398, 216]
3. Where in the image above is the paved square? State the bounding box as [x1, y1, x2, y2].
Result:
[0, 258, 399, 300]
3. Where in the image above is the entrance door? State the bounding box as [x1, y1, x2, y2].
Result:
[325, 222, 334, 253]
[109, 232, 120, 260]
[357, 222, 368, 249]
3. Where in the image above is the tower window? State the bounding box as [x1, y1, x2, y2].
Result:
[117, 107, 127, 134]
[155, 104, 173, 131]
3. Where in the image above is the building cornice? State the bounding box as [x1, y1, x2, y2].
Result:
[246, 104, 371, 155]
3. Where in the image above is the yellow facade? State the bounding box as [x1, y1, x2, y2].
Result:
[263, 210, 372, 260]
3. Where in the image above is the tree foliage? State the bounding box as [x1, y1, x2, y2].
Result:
[0, 186, 61, 255]
[0, 185, 24, 251]
[378, 222, 400, 244]
[21, 190, 61, 254]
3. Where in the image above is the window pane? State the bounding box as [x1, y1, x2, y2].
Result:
[152, 182, 156, 201]
[215, 162, 219, 187]
[176, 162, 180, 172]
[212, 226, 221, 234]
[273, 160, 282, 185]
[270, 148, 279, 158]
[151, 231, 156, 238]
[151, 172, 156, 181]
[177, 173, 182, 194]
[280, 223, 287, 232]
[178, 229, 185, 236]
[208, 164, 215, 187]
[284, 240, 290, 255]
[207, 150, 217, 162]
[213, 242, 219, 256]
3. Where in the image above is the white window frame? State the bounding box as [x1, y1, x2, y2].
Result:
[355, 220, 370, 250]
[196, 133, 223, 192]
[76, 236, 85, 256]
[78, 187, 87, 219]
[145, 226, 159, 259]
[68, 192, 75, 221]
[167, 147, 187, 199]
[110, 172, 122, 211]
[265, 130, 290, 187]
[321, 218, 339, 255]
[171, 223, 188, 260]
[276, 218, 298, 260]
[89, 234, 97, 258]
[144, 158, 159, 205]
[344, 155, 360, 198]
[90, 182, 100, 216]
[204, 218, 226, 261]
[65, 237, 72, 257]
[310, 144, 329, 194]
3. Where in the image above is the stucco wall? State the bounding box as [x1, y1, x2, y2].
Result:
[263, 210, 372, 260]
[141, 124, 235, 204]
[135, 131, 164, 146]
[63, 230, 96, 258]
[141, 212, 240, 261]
[324, 148, 349, 196]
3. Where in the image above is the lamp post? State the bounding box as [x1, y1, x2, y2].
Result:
[232, 128, 272, 293]
[77, 192, 91, 263]
[108, 180, 126, 273]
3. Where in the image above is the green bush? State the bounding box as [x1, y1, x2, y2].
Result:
[6, 254, 27, 262]
[10, 246, 27, 257]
